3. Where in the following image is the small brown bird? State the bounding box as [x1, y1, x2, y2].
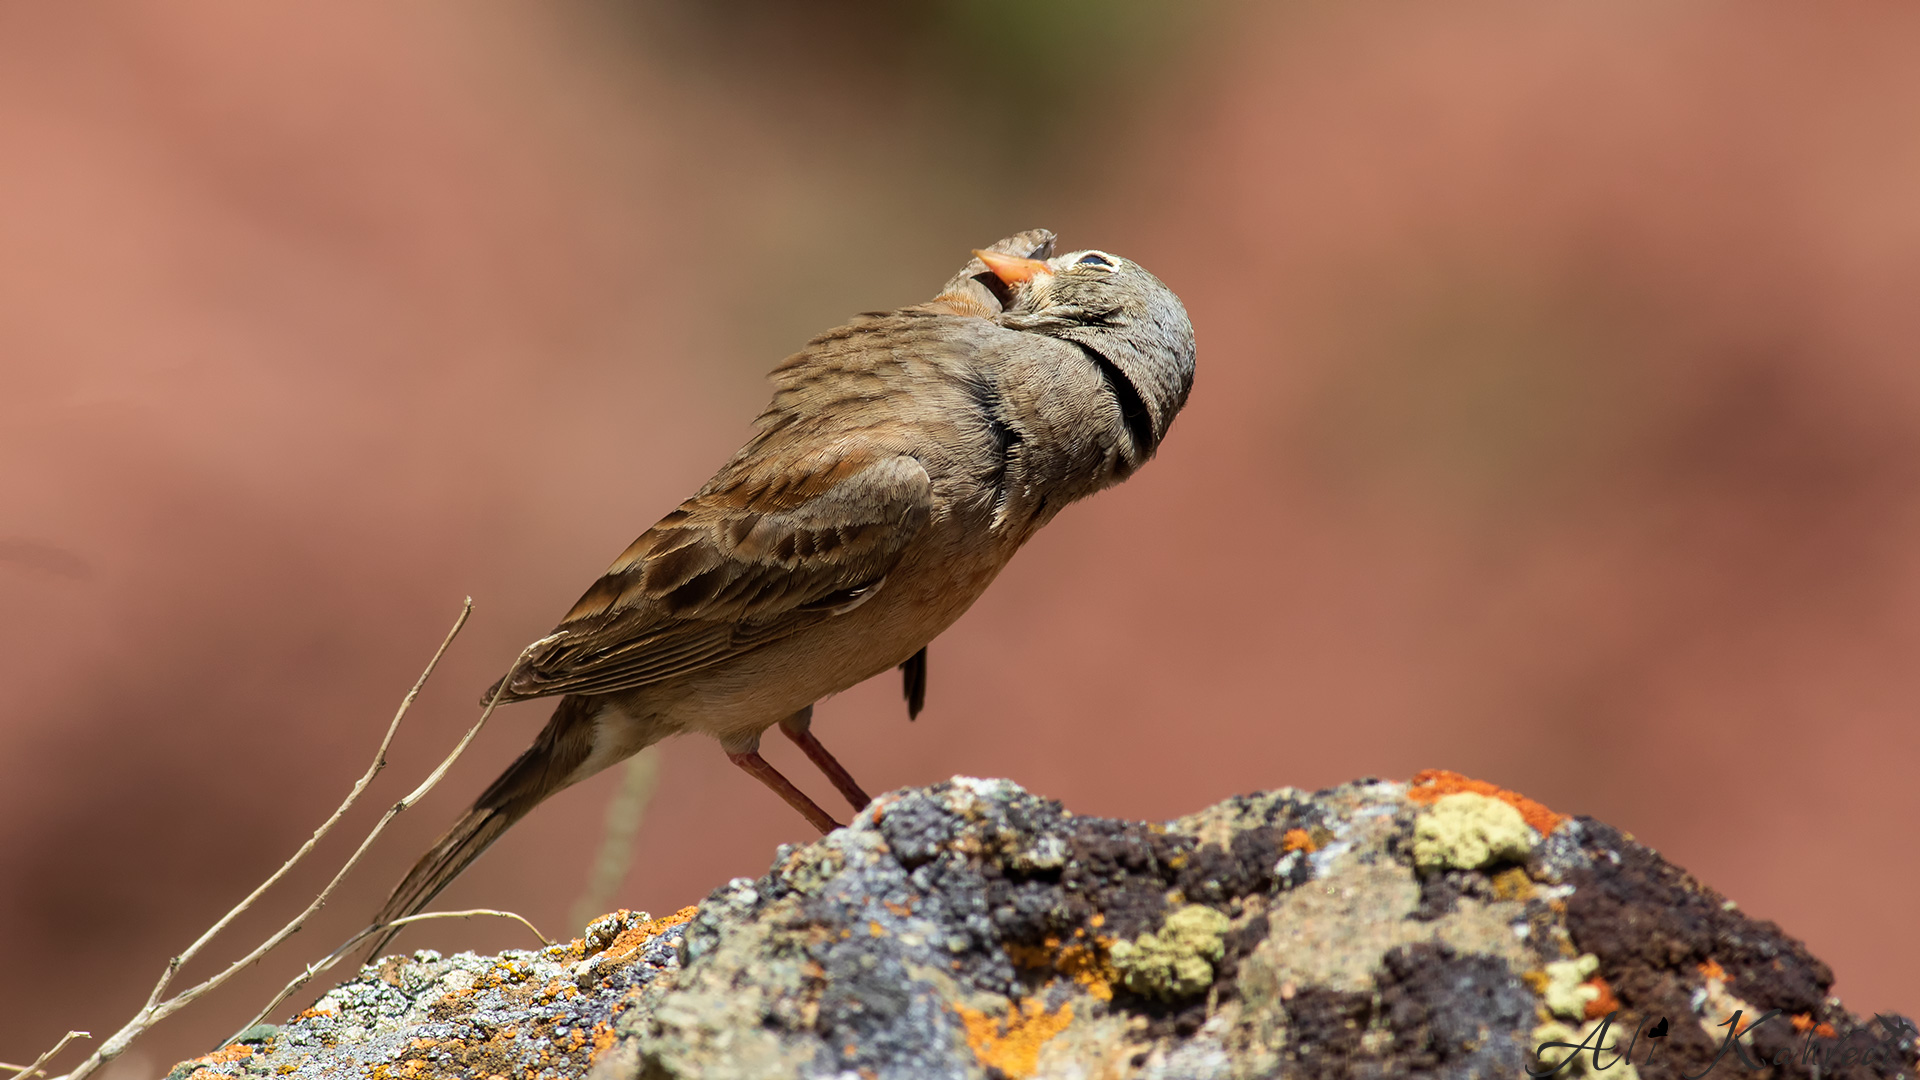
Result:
[369, 230, 1195, 953]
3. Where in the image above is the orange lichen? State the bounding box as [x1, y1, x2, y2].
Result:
[1490, 866, 1536, 902]
[1789, 1013, 1836, 1036]
[1282, 828, 1318, 853]
[1783, 1013, 1838, 1038]
[1006, 941, 1052, 968]
[869, 920, 886, 937]
[955, 999, 1074, 1079]
[607, 907, 696, 954]
[192, 1044, 257, 1067]
[1584, 977, 1621, 1020]
[1055, 942, 1117, 1002]
[1407, 769, 1566, 835]
[1698, 958, 1726, 983]
[1005, 933, 1118, 1001]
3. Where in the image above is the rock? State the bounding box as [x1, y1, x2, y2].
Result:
[1410, 790, 1534, 871]
[170, 772, 1917, 1080]
[1110, 905, 1233, 1001]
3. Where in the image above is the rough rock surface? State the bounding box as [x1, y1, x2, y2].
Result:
[171, 773, 1917, 1080]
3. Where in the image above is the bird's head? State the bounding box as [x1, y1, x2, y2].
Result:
[978, 245, 1197, 471]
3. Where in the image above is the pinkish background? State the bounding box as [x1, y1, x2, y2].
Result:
[4, 3, 1917, 1075]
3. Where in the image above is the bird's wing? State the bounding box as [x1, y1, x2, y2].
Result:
[485, 452, 933, 703]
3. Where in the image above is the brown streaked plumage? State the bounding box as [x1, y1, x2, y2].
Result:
[368, 229, 1196, 958]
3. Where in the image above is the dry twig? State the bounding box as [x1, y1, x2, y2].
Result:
[29, 599, 547, 1080]
[234, 907, 552, 1040]
[2, 1032, 90, 1080]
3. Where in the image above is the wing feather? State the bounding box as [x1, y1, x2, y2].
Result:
[485, 453, 932, 703]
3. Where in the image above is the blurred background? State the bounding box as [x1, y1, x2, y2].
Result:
[5, 2, 1919, 1074]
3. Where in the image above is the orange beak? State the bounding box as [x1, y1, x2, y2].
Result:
[973, 249, 1053, 286]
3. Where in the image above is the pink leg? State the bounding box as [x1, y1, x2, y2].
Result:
[779, 706, 873, 813]
[727, 747, 841, 834]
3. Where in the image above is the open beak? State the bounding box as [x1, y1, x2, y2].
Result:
[973, 249, 1053, 287]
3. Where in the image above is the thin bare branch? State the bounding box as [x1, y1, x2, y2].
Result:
[4, 1032, 89, 1080]
[234, 908, 553, 1040]
[396, 633, 559, 807]
[50, 601, 532, 1080]
[141, 600, 473, 1013]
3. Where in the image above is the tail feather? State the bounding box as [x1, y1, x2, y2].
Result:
[364, 694, 606, 962]
[362, 803, 528, 961]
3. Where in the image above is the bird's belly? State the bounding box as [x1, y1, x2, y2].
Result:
[628, 527, 1009, 751]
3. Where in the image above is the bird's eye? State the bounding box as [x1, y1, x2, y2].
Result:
[1077, 253, 1113, 268]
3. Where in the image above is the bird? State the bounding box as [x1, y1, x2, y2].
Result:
[367, 229, 1196, 955]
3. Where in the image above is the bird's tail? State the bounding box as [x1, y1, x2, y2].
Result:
[363, 694, 611, 962]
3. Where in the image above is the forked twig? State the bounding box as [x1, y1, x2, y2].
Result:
[154, 601, 473, 1012]
[234, 907, 552, 1040]
[2, 1032, 89, 1080]
[39, 600, 548, 1080]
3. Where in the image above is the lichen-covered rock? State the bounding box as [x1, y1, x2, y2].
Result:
[1110, 905, 1232, 1001]
[171, 772, 1917, 1080]
[1411, 790, 1534, 871]
[165, 909, 693, 1080]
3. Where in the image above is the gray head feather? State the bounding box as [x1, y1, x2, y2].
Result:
[999, 248, 1197, 470]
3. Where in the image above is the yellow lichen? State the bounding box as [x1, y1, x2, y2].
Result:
[1408, 769, 1566, 834]
[955, 999, 1074, 1079]
[1540, 954, 1602, 1020]
[1412, 792, 1534, 871]
[1108, 905, 1232, 1000]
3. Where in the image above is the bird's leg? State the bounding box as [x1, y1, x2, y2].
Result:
[727, 745, 842, 834]
[778, 705, 873, 813]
